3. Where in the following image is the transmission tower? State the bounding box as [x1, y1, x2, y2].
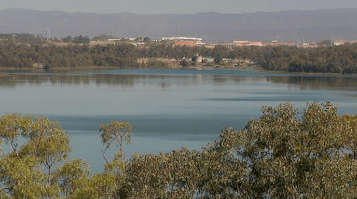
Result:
[46, 28, 51, 40]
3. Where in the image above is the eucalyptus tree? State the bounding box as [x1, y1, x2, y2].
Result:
[208, 102, 357, 198]
[99, 120, 134, 164]
[21, 116, 71, 186]
[0, 114, 71, 198]
[1, 102, 356, 198]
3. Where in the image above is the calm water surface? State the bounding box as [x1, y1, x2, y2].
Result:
[1, 68, 357, 172]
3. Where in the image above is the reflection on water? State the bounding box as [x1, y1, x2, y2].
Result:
[0, 68, 357, 172]
[1, 69, 357, 91]
[267, 76, 357, 91]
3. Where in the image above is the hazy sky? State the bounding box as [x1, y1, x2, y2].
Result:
[3, 0, 357, 14]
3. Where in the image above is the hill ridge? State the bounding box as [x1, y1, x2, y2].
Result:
[1, 8, 357, 42]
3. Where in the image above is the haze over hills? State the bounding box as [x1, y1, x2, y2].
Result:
[1, 8, 357, 42]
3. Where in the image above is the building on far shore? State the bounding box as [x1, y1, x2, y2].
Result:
[108, 39, 121, 42]
[131, 42, 145, 47]
[233, 41, 263, 46]
[162, 36, 202, 41]
[333, 40, 357, 46]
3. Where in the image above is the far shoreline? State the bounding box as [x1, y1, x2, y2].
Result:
[0, 64, 354, 77]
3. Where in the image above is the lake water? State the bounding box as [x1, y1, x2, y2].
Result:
[1, 68, 357, 172]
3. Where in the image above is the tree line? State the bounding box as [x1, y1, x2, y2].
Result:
[246, 44, 357, 74]
[1, 36, 357, 74]
[1, 102, 357, 198]
[139, 43, 357, 74]
[0, 41, 138, 68]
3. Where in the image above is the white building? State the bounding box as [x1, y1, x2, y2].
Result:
[161, 37, 203, 42]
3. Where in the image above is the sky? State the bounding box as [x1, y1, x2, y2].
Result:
[3, 0, 357, 14]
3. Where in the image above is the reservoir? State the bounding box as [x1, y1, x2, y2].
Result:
[0, 68, 357, 172]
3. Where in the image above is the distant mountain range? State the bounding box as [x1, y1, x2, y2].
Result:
[1, 8, 357, 42]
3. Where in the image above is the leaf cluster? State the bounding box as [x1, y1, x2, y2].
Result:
[0, 114, 71, 198]
[1, 102, 357, 198]
[109, 102, 357, 198]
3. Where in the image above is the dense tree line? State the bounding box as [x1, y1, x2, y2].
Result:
[139, 43, 357, 74]
[1, 102, 357, 198]
[72, 35, 90, 44]
[230, 44, 357, 74]
[0, 41, 138, 68]
[137, 43, 212, 60]
[91, 34, 117, 41]
[1, 37, 357, 74]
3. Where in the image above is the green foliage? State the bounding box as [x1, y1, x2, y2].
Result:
[205, 102, 357, 197]
[143, 37, 151, 43]
[0, 41, 139, 68]
[1, 103, 357, 198]
[92, 34, 116, 41]
[63, 36, 72, 43]
[1, 34, 357, 73]
[99, 120, 134, 164]
[107, 102, 357, 198]
[138, 43, 204, 60]
[253, 45, 357, 74]
[317, 39, 333, 46]
[213, 45, 230, 64]
[179, 59, 189, 67]
[0, 114, 71, 198]
[73, 35, 90, 44]
[120, 148, 202, 198]
[145, 59, 169, 68]
[0, 155, 46, 198]
[53, 158, 91, 198]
